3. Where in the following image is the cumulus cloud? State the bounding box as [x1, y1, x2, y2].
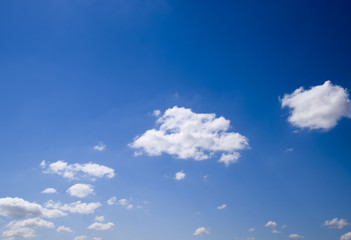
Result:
[248, 228, 255, 232]
[0, 197, 66, 219]
[42, 160, 115, 180]
[281, 81, 351, 130]
[130, 106, 249, 166]
[265, 221, 277, 228]
[193, 227, 210, 236]
[67, 184, 94, 198]
[41, 188, 57, 194]
[87, 222, 114, 231]
[289, 233, 304, 239]
[74, 235, 87, 240]
[2, 218, 54, 239]
[107, 197, 117, 206]
[272, 229, 281, 234]
[118, 198, 133, 210]
[174, 170, 186, 180]
[45, 200, 101, 215]
[341, 232, 351, 240]
[93, 142, 106, 152]
[57, 225, 73, 232]
[323, 218, 350, 229]
[217, 204, 227, 210]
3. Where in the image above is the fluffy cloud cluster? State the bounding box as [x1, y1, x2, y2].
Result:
[45, 200, 101, 215]
[193, 227, 210, 236]
[0, 197, 66, 219]
[2, 218, 54, 239]
[323, 218, 350, 229]
[93, 142, 106, 152]
[130, 106, 249, 166]
[67, 184, 94, 198]
[87, 222, 114, 231]
[41, 160, 115, 180]
[57, 225, 73, 232]
[281, 81, 351, 130]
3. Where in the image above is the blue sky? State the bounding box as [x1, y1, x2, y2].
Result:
[0, 1, 351, 240]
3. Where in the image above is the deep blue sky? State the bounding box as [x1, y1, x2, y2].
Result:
[0, 1, 350, 240]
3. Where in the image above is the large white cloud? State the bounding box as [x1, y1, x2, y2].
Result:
[0, 197, 66, 219]
[87, 222, 114, 231]
[41, 160, 115, 180]
[66, 184, 94, 198]
[2, 218, 54, 239]
[130, 106, 249, 166]
[45, 200, 101, 215]
[193, 227, 210, 236]
[323, 218, 350, 229]
[341, 232, 351, 240]
[281, 81, 351, 130]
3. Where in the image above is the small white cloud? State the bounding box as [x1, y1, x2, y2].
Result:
[95, 216, 105, 222]
[130, 106, 249, 164]
[341, 232, 351, 240]
[126, 204, 133, 210]
[87, 222, 114, 231]
[218, 152, 241, 166]
[289, 233, 304, 239]
[248, 228, 255, 232]
[285, 148, 294, 152]
[67, 184, 94, 198]
[281, 80, 351, 130]
[119, 198, 129, 206]
[41, 188, 57, 194]
[203, 175, 208, 181]
[193, 227, 210, 236]
[57, 225, 73, 232]
[74, 235, 87, 240]
[93, 142, 106, 152]
[272, 229, 281, 234]
[107, 197, 117, 206]
[93, 238, 102, 240]
[45, 200, 101, 215]
[153, 109, 161, 117]
[43, 160, 115, 180]
[323, 218, 350, 229]
[40, 160, 46, 168]
[217, 204, 227, 210]
[265, 221, 277, 228]
[174, 170, 186, 181]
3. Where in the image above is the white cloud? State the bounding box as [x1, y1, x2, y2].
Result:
[95, 216, 105, 222]
[174, 170, 186, 180]
[93, 142, 106, 152]
[87, 222, 114, 231]
[126, 204, 133, 210]
[265, 221, 277, 228]
[93, 238, 102, 240]
[130, 106, 249, 166]
[118, 198, 133, 210]
[217, 204, 227, 210]
[0, 197, 66, 219]
[323, 218, 350, 229]
[57, 225, 73, 232]
[107, 197, 117, 206]
[45, 200, 101, 215]
[341, 232, 351, 240]
[193, 227, 210, 236]
[153, 109, 161, 117]
[2, 218, 54, 239]
[41, 188, 57, 194]
[281, 81, 351, 130]
[248, 228, 255, 232]
[272, 229, 281, 234]
[218, 152, 241, 167]
[42, 160, 115, 180]
[289, 233, 304, 239]
[67, 184, 94, 198]
[74, 235, 87, 240]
